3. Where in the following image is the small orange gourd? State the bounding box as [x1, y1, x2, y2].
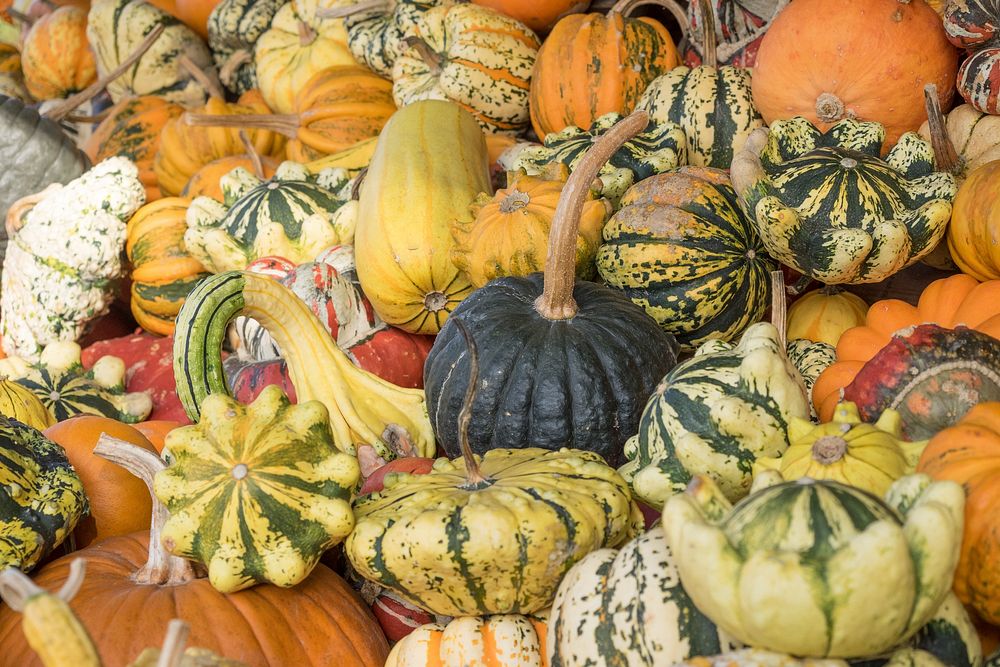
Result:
[20, 6, 96, 100]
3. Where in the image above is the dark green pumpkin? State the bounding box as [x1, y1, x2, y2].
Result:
[423, 112, 679, 467]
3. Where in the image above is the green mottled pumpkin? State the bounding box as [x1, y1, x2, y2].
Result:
[343, 0, 448, 78]
[207, 0, 284, 95]
[596, 166, 773, 350]
[153, 385, 360, 593]
[785, 338, 835, 418]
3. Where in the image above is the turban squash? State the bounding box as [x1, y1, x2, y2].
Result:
[19, 5, 95, 100]
[944, 0, 1000, 115]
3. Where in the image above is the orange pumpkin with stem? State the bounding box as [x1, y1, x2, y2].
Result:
[918, 402, 1000, 625]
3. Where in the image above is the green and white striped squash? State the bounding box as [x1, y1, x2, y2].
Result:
[730, 118, 958, 285]
[391, 3, 540, 134]
[153, 384, 360, 593]
[207, 0, 284, 95]
[662, 473, 966, 660]
[548, 528, 740, 666]
[87, 0, 220, 107]
[0, 342, 152, 424]
[596, 167, 774, 350]
[618, 322, 809, 508]
[0, 416, 88, 573]
[636, 62, 763, 169]
[891, 592, 983, 667]
[345, 0, 449, 78]
[786, 338, 836, 419]
[510, 112, 687, 205]
[184, 161, 357, 273]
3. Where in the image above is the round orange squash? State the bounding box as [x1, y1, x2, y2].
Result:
[751, 0, 959, 147]
[917, 402, 1000, 625]
[528, 0, 684, 138]
[787, 287, 869, 347]
[20, 5, 96, 100]
[948, 159, 1000, 281]
[472, 0, 589, 32]
[181, 153, 281, 201]
[812, 273, 1000, 420]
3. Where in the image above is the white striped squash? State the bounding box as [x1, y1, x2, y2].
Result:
[386, 615, 548, 667]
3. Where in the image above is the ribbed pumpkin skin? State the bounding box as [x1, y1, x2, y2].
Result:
[355, 100, 489, 334]
[786, 288, 868, 347]
[918, 104, 1000, 181]
[0, 379, 54, 430]
[548, 530, 739, 666]
[750, 0, 958, 147]
[596, 167, 774, 350]
[529, 10, 680, 139]
[424, 275, 678, 466]
[208, 0, 284, 94]
[945, 0, 1000, 114]
[20, 6, 96, 100]
[949, 160, 1000, 281]
[386, 615, 548, 666]
[126, 197, 210, 336]
[180, 154, 281, 200]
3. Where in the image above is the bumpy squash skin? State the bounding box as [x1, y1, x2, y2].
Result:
[785, 338, 835, 417]
[386, 614, 548, 666]
[345, 0, 447, 78]
[945, 0, 1000, 115]
[20, 6, 96, 100]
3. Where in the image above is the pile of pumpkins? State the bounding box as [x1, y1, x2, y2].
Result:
[0, 0, 999, 664]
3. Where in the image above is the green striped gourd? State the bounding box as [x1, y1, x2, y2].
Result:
[730, 117, 958, 285]
[207, 0, 284, 95]
[0, 379, 54, 431]
[184, 161, 356, 273]
[548, 529, 740, 666]
[596, 167, 774, 350]
[786, 338, 835, 418]
[172, 270, 435, 460]
[662, 474, 965, 659]
[510, 112, 687, 204]
[0, 416, 88, 572]
[343, 0, 449, 78]
[0, 342, 152, 423]
[153, 385, 359, 593]
[896, 592, 983, 667]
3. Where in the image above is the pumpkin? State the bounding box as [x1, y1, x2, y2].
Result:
[662, 473, 965, 659]
[636, 0, 763, 169]
[944, 0, 1000, 115]
[254, 0, 356, 115]
[510, 111, 687, 205]
[126, 197, 210, 336]
[43, 416, 158, 549]
[785, 339, 835, 418]
[355, 100, 489, 334]
[20, 6, 95, 100]
[182, 154, 281, 201]
[750, 0, 958, 147]
[391, 3, 540, 135]
[87, 0, 219, 107]
[337, 0, 448, 79]
[596, 166, 774, 350]
[450, 164, 610, 288]
[0, 416, 87, 572]
[0, 378, 54, 430]
[386, 614, 549, 666]
[730, 117, 957, 285]
[208, 0, 284, 95]
[811, 273, 1000, 422]
[154, 386, 359, 593]
[548, 529, 739, 666]
[471, 0, 585, 32]
[681, 0, 787, 68]
[185, 161, 355, 272]
[83, 95, 183, 202]
[153, 90, 287, 198]
[348, 321, 642, 616]
[0, 437, 390, 667]
[424, 112, 679, 467]
[948, 160, 1000, 281]
[918, 402, 1000, 625]
[786, 287, 868, 347]
[133, 421, 182, 453]
[527, 0, 684, 139]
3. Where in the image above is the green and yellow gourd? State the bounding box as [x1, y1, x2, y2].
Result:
[173, 270, 435, 461]
[207, 0, 285, 95]
[153, 385, 359, 593]
[785, 338, 835, 418]
[662, 473, 966, 659]
[0, 416, 88, 573]
[0, 379, 55, 430]
[340, 0, 449, 79]
[730, 117, 958, 285]
[346, 322, 642, 617]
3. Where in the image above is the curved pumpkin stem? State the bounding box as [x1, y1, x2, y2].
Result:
[183, 112, 302, 138]
[317, 0, 391, 18]
[177, 55, 225, 101]
[93, 435, 198, 587]
[535, 111, 649, 320]
[770, 270, 787, 348]
[219, 49, 253, 87]
[694, 0, 718, 68]
[238, 130, 266, 181]
[156, 620, 190, 667]
[923, 84, 961, 175]
[609, 0, 688, 37]
[453, 319, 488, 488]
[402, 36, 444, 75]
[0, 559, 87, 611]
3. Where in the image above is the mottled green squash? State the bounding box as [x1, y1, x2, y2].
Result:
[786, 338, 835, 418]
[343, 0, 448, 78]
[207, 0, 284, 95]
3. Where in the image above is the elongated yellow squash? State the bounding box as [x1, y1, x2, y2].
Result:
[355, 100, 491, 334]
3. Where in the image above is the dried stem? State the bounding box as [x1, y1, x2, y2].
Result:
[923, 83, 961, 175]
[694, 0, 718, 68]
[177, 54, 225, 101]
[298, 20, 317, 46]
[0, 559, 86, 611]
[239, 130, 265, 180]
[402, 36, 443, 74]
[219, 49, 252, 87]
[317, 0, 391, 18]
[770, 270, 787, 348]
[183, 112, 301, 138]
[453, 319, 488, 488]
[156, 620, 190, 667]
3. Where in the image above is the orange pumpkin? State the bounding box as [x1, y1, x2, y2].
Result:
[181, 153, 281, 201]
[918, 402, 1000, 625]
[43, 417, 157, 549]
[83, 95, 184, 202]
[528, 0, 684, 138]
[20, 5, 96, 100]
[751, 0, 959, 147]
[132, 420, 183, 453]
[811, 273, 1000, 420]
[472, 0, 589, 32]
[172, 0, 223, 39]
[949, 159, 1000, 281]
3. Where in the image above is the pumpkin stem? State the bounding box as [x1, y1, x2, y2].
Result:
[183, 112, 302, 138]
[402, 36, 444, 74]
[812, 435, 848, 465]
[609, 0, 689, 34]
[535, 111, 649, 320]
[923, 84, 962, 175]
[815, 92, 847, 124]
[6, 9, 33, 26]
[298, 20, 317, 46]
[452, 319, 489, 488]
[770, 270, 787, 348]
[694, 0, 718, 68]
[819, 284, 845, 297]
[0, 559, 86, 612]
[93, 435, 199, 587]
[219, 49, 253, 88]
[44, 23, 166, 122]
[317, 0, 391, 18]
[177, 54, 226, 101]
[62, 110, 112, 124]
[238, 130, 266, 181]
[499, 189, 531, 213]
[156, 620, 190, 667]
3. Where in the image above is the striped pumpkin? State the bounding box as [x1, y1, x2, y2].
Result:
[785, 338, 834, 417]
[386, 615, 548, 667]
[596, 167, 774, 350]
[0, 416, 87, 572]
[548, 529, 739, 666]
[392, 3, 539, 134]
[345, 0, 448, 78]
[944, 0, 1000, 115]
[153, 385, 360, 593]
[731, 118, 958, 285]
[207, 0, 284, 95]
[126, 198, 210, 336]
[0, 378, 54, 430]
[619, 322, 809, 507]
[20, 6, 96, 100]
